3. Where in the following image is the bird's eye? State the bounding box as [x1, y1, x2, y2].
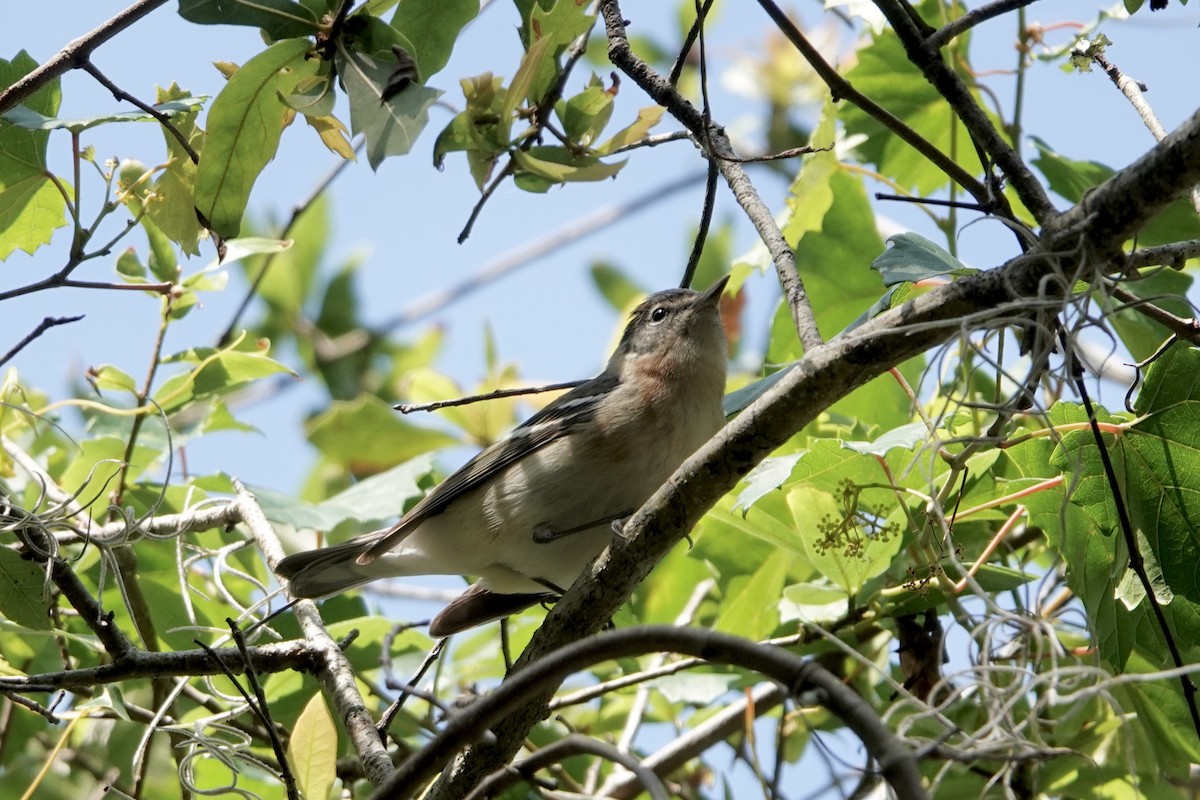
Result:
[650, 306, 669, 323]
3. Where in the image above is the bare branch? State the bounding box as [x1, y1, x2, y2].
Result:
[464, 733, 670, 800]
[0, 639, 317, 692]
[600, 1, 824, 351]
[0, 0, 172, 114]
[388, 626, 927, 800]
[927, 0, 1041, 50]
[0, 315, 84, 370]
[236, 481, 397, 789]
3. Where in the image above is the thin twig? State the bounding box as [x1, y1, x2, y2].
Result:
[927, 0, 1041, 50]
[380, 171, 708, 333]
[395, 380, 584, 414]
[599, 1, 824, 351]
[79, 59, 199, 163]
[1086, 49, 1200, 217]
[227, 620, 300, 800]
[751, 0, 1001, 216]
[867, 0, 1056, 223]
[0, 315, 84, 370]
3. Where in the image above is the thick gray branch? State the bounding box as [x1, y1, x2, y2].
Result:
[384, 627, 927, 800]
[421, 98, 1200, 799]
[0, 640, 318, 692]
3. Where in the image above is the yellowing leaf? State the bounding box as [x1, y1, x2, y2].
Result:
[287, 693, 337, 800]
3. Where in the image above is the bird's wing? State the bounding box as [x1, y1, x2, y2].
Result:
[357, 372, 620, 563]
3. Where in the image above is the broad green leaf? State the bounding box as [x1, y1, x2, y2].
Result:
[841, 32, 989, 194]
[391, 0, 478, 79]
[735, 452, 804, 511]
[872, 232, 976, 286]
[251, 454, 433, 529]
[1, 97, 204, 132]
[779, 98, 838, 247]
[178, 0, 321, 39]
[149, 85, 205, 255]
[154, 339, 295, 414]
[306, 394, 458, 473]
[590, 263, 645, 311]
[1105, 268, 1193, 362]
[883, 564, 1034, 616]
[55, 436, 155, 520]
[287, 693, 337, 800]
[195, 38, 312, 238]
[715, 553, 791, 639]
[526, 0, 597, 102]
[0, 548, 50, 630]
[558, 81, 614, 147]
[88, 365, 139, 395]
[502, 35, 554, 123]
[512, 147, 625, 184]
[648, 672, 739, 705]
[785, 486, 902, 596]
[334, 43, 442, 170]
[0, 51, 67, 259]
[780, 582, 849, 624]
[842, 421, 929, 456]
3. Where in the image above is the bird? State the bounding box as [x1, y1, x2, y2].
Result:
[276, 276, 729, 636]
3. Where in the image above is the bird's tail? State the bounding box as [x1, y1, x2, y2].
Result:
[275, 538, 377, 599]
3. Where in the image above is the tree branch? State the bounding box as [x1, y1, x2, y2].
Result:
[868, 0, 1057, 223]
[0, 640, 318, 692]
[600, 0, 823, 351]
[418, 99, 1200, 798]
[0, 0, 172, 114]
[388, 627, 927, 800]
[236, 481, 397, 789]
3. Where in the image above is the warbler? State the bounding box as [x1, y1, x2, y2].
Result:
[276, 276, 729, 636]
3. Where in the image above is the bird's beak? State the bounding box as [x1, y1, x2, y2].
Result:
[696, 274, 730, 309]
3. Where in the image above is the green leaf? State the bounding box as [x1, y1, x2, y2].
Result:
[0, 548, 50, 630]
[715, 553, 790, 639]
[596, 106, 664, 155]
[786, 486, 902, 596]
[1105, 268, 1193, 362]
[306, 394, 458, 473]
[0, 51, 67, 259]
[502, 35, 554, 122]
[842, 422, 929, 456]
[841, 32, 990, 194]
[334, 43, 442, 170]
[512, 147, 625, 184]
[250, 454, 433, 529]
[154, 339, 296, 414]
[195, 38, 312, 238]
[148, 85, 205, 255]
[178, 0, 321, 39]
[872, 232, 976, 286]
[1, 97, 204, 132]
[391, 0, 478, 79]
[89, 365, 139, 395]
[287, 693, 337, 800]
[558, 81, 614, 147]
[589, 263, 645, 311]
[778, 98, 838, 248]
